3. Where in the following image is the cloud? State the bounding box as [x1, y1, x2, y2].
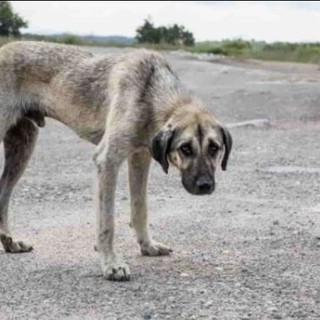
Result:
[11, 1, 320, 42]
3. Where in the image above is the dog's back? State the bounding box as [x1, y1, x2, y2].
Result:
[0, 41, 179, 143]
[0, 41, 92, 70]
[0, 41, 94, 90]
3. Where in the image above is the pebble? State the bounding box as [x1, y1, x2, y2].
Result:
[204, 300, 213, 308]
[215, 267, 224, 272]
[142, 310, 153, 319]
[227, 118, 271, 129]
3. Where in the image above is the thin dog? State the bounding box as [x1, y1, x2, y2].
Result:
[0, 42, 232, 281]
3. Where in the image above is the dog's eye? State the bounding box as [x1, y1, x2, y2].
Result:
[180, 143, 193, 157]
[208, 143, 219, 157]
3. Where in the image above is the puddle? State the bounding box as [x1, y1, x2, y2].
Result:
[262, 166, 320, 175]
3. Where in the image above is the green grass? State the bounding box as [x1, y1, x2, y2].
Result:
[0, 36, 14, 47]
[190, 40, 320, 64]
[0, 34, 131, 48]
[1, 35, 320, 65]
[22, 34, 130, 47]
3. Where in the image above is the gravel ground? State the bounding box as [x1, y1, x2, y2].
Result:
[0, 47, 320, 320]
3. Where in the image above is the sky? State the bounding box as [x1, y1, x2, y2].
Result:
[11, 1, 320, 43]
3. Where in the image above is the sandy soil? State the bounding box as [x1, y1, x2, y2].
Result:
[0, 47, 320, 320]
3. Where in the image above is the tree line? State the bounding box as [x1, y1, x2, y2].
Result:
[136, 19, 195, 46]
[0, 1, 27, 36]
[0, 2, 196, 47]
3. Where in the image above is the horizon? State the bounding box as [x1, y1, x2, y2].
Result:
[12, 1, 320, 43]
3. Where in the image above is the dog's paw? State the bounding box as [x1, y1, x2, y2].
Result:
[102, 259, 131, 281]
[140, 241, 172, 256]
[0, 234, 33, 253]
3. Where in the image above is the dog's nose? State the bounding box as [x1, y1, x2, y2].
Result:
[196, 177, 214, 194]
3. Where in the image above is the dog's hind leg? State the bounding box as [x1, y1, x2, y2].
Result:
[128, 149, 172, 256]
[0, 117, 38, 253]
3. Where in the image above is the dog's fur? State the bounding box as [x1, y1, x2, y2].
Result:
[0, 42, 232, 281]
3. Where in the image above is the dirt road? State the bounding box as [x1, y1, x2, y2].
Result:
[0, 47, 320, 320]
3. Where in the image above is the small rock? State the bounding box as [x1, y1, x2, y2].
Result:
[227, 118, 271, 129]
[142, 310, 153, 319]
[204, 300, 213, 308]
[266, 307, 278, 314]
[180, 272, 189, 277]
[273, 220, 279, 225]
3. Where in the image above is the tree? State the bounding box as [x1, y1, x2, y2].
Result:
[135, 18, 195, 46]
[136, 19, 159, 44]
[0, 1, 28, 37]
[181, 30, 195, 46]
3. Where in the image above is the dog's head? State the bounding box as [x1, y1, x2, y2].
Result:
[150, 104, 232, 195]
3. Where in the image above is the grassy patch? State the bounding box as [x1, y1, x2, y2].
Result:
[0, 36, 15, 47]
[191, 40, 320, 64]
[1, 35, 320, 65]
[0, 34, 131, 48]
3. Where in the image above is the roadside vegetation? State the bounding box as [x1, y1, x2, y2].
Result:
[192, 40, 320, 64]
[3, 35, 318, 65]
[0, 1, 319, 65]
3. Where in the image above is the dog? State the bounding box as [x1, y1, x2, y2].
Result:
[0, 41, 232, 281]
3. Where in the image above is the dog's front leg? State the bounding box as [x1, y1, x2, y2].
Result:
[94, 144, 130, 281]
[128, 149, 172, 256]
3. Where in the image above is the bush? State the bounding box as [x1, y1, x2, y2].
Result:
[222, 39, 252, 51]
[206, 47, 229, 55]
[59, 34, 84, 45]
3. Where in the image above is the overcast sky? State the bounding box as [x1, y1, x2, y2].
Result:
[11, 1, 320, 42]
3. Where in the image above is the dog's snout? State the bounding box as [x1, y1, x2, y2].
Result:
[196, 176, 214, 194]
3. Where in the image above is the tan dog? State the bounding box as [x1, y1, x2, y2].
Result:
[0, 41, 232, 281]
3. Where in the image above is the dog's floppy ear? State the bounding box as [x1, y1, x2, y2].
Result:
[220, 126, 232, 171]
[150, 127, 175, 174]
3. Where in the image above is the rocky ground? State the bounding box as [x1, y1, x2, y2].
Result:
[0, 47, 320, 320]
